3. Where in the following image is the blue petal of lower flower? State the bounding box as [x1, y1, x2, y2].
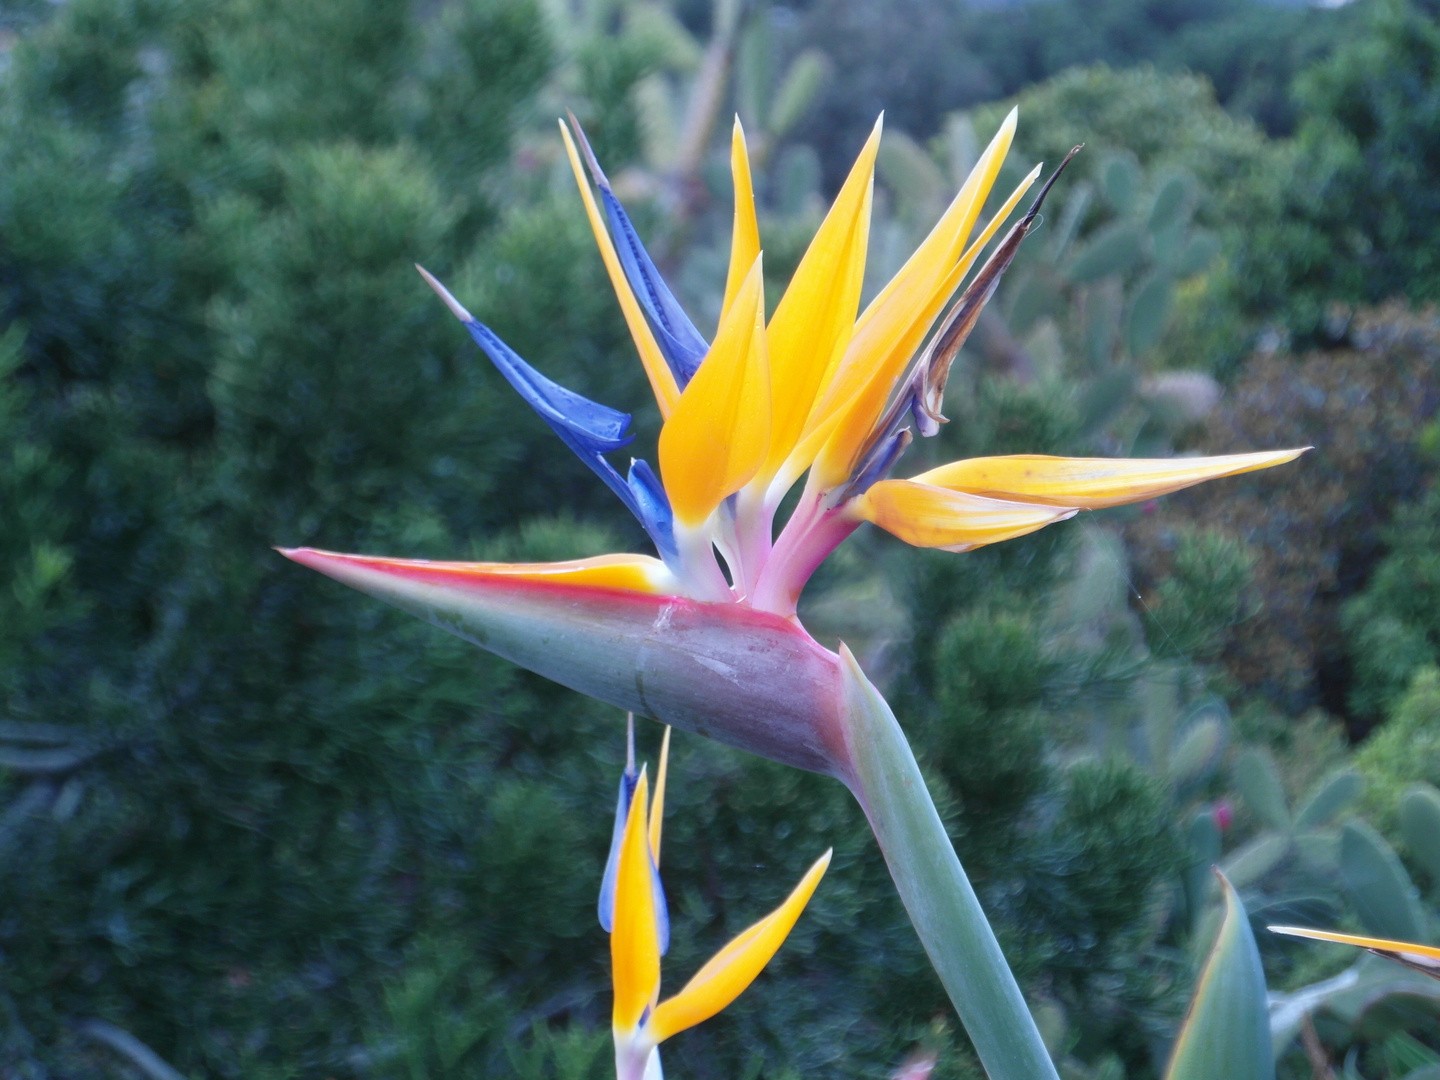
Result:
[598, 762, 639, 933]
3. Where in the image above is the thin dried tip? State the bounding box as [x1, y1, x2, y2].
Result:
[625, 711, 636, 774]
[905, 153, 1074, 436]
[566, 110, 611, 191]
[1021, 144, 1083, 227]
[416, 265, 474, 323]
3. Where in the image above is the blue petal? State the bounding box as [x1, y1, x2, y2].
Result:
[597, 764, 638, 933]
[653, 854, 670, 956]
[596, 759, 670, 955]
[845, 426, 914, 500]
[597, 185, 709, 385]
[463, 319, 679, 562]
[466, 321, 632, 453]
[569, 119, 709, 385]
[627, 458, 676, 561]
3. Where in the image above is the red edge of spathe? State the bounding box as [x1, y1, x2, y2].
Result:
[277, 545, 673, 603]
[275, 548, 834, 645]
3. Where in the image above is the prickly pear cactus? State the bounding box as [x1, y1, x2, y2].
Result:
[989, 151, 1223, 450]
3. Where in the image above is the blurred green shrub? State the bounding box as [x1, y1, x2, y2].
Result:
[792, 0, 1359, 188]
[1343, 489, 1440, 723]
[1128, 306, 1440, 714]
[972, 65, 1284, 384]
[1355, 666, 1440, 836]
[929, 609, 1052, 858]
[1231, 0, 1440, 338]
[1143, 528, 1256, 663]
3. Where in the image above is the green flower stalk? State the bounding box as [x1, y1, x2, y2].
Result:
[283, 113, 1302, 1080]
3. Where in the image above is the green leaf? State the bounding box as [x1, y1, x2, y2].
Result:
[1295, 768, 1364, 830]
[1220, 833, 1290, 889]
[768, 49, 832, 140]
[1101, 152, 1140, 215]
[1400, 783, 1440, 885]
[1171, 230, 1221, 278]
[1164, 873, 1274, 1080]
[1067, 223, 1144, 283]
[1295, 831, 1342, 875]
[1126, 271, 1174, 355]
[1168, 715, 1226, 788]
[1183, 810, 1222, 930]
[1146, 172, 1195, 234]
[1341, 820, 1427, 941]
[1236, 749, 1291, 833]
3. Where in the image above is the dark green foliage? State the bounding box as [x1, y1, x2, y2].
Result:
[1128, 308, 1440, 713]
[1043, 759, 1179, 964]
[929, 610, 1051, 851]
[0, 328, 79, 687]
[1233, 0, 1440, 336]
[895, 600, 1189, 1077]
[792, 0, 1356, 188]
[572, 33, 672, 167]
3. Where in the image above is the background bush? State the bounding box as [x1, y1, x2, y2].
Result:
[5, 0, 1440, 1078]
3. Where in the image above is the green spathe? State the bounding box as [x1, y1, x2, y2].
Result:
[1164, 872, 1274, 1080]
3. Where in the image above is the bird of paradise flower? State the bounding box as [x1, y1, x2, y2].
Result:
[281, 111, 1303, 1080]
[600, 720, 829, 1080]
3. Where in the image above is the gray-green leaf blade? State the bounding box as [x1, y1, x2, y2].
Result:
[1164, 872, 1274, 1080]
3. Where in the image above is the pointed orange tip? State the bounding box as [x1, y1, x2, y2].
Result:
[1267, 925, 1440, 961]
[278, 547, 679, 596]
[415, 265, 475, 324]
[647, 846, 831, 1043]
[911, 448, 1308, 511]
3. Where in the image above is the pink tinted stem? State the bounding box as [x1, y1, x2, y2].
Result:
[750, 490, 861, 617]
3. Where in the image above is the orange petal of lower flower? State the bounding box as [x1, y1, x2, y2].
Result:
[649, 849, 831, 1042]
[1268, 926, 1440, 980]
[853, 479, 1077, 552]
[911, 450, 1307, 510]
[613, 771, 661, 1033]
[649, 726, 671, 865]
